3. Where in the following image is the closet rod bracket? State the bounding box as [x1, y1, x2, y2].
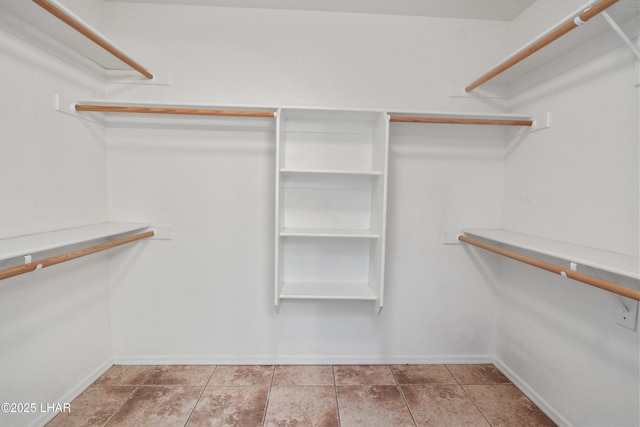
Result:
[54, 94, 105, 125]
[531, 112, 552, 132]
[615, 297, 638, 330]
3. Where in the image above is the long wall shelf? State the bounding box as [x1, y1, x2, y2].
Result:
[463, 0, 639, 96]
[58, 96, 540, 130]
[0, 1, 154, 81]
[56, 96, 277, 130]
[0, 222, 149, 262]
[462, 229, 639, 281]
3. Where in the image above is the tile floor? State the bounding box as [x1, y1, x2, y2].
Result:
[46, 364, 556, 427]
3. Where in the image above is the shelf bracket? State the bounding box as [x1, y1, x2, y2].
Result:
[600, 11, 640, 61]
[148, 225, 173, 240]
[106, 70, 172, 86]
[449, 83, 508, 99]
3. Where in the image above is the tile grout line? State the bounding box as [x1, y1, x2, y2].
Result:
[332, 365, 342, 427]
[182, 365, 218, 427]
[444, 364, 495, 427]
[390, 365, 419, 427]
[104, 365, 158, 427]
[261, 365, 276, 427]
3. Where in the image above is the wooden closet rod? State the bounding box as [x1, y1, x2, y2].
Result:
[465, 0, 620, 92]
[75, 104, 277, 118]
[390, 115, 533, 127]
[32, 0, 154, 80]
[0, 230, 154, 281]
[459, 235, 640, 301]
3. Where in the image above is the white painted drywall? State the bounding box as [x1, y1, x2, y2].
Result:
[103, 4, 510, 112]
[493, 3, 640, 426]
[103, 3, 509, 363]
[0, 18, 111, 427]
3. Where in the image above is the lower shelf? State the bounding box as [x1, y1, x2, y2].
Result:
[279, 282, 377, 300]
[463, 229, 639, 280]
[0, 222, 149, 262]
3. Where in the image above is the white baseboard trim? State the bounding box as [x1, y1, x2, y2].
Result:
[493, 358, 572, 427]
[112, 354, 494, 366]
[28, 358, 114, 427]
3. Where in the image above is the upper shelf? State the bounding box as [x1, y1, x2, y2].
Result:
[281, 169, 382, 177]
[462, 229, 639, 281]
[59, 96, 543, 131]
[56, 96, 277, 130]
[0, 222, 149, 262]
[0, 0, 153, 81]
[464, 0, 640, 96]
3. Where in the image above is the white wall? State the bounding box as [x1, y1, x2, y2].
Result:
[103, 3, 511, 364]
[103, 4, 510, 111]
[493, 2, 639, 426]
[0, 16, 111, 427]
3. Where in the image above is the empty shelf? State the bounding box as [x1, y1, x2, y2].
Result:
[0, 222, 149, 262]
[281, 169, 382, 177]
[463, 229, 639, 280]
[280, 228, 379, 238]
[279, 282, 377, 300]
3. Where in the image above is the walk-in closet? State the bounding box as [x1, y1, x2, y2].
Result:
[1, 0, 638, 426]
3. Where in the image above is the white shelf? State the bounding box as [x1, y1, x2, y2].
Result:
[463, 229, 639, 280]
[281, 169, 382, 177]
[280, 228, 380, 239]
[0, 222, 149, 262]
[0, 1, 152, 81]
[279, 282, 377, 300]
[56, 96, 276, 130]
[466, 0, 640, 95]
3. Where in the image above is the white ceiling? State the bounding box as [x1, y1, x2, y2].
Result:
[105, 0, 539, 21]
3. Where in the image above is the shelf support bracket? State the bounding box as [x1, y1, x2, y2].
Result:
[600, 11, 640, 61]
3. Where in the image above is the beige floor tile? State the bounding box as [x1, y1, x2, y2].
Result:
[334, 365, 396, 385]
[446, 364, 510, 385]
[93, 365, 155, 386]
[391, 364, 457, 385]
[402, 384, 490, 427]
[187, 386, 268, 427]
[48, 364, 555, 427]
[144, 365, 215, 386]
[46, 385, 135, 427]
[209, 365, 274, 386]
[337, 385, 414, 427]
[107, 385, 203, 427]
[273, 365, 334, 386]
[464, 384, 556, 427]
[264, 386, 338, 427]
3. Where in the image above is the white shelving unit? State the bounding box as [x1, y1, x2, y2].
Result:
[275, 108, 389, 311]
[0, 222, 149, 263]
[462, 229, 640, 280]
